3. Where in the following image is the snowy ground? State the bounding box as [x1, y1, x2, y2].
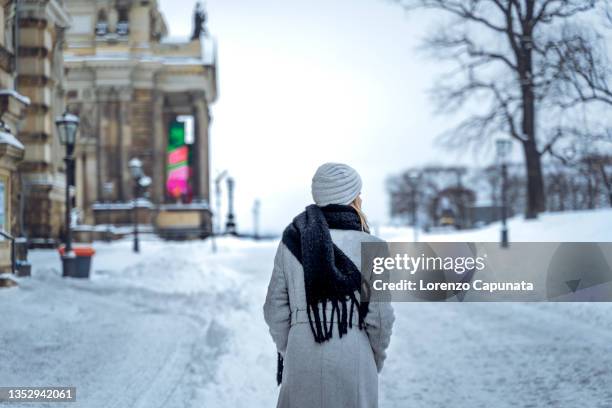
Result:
[379, 207, 612, 242]
[1, 209, 612, 408]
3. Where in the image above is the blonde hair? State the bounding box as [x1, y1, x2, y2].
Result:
[350, 202, 370, 233]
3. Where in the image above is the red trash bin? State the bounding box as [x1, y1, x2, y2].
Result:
[58, 246, 95, 278]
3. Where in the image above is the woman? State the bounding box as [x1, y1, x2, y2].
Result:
[264, 162, 395, 408]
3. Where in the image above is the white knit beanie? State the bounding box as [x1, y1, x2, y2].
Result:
[311, 163, 362, 207]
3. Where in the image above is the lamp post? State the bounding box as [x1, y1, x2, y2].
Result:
[252, 199, 260, 240]
[103, 182, 114, 242]
[496, 138, 513, 248]
[225, 177, 236, 235]
[409, 170, 421, 243]
[214, 170, 228, 234]
[55, 112, 80, 277]
[209, 170, 228, 253]
[128, 157, 144, 253]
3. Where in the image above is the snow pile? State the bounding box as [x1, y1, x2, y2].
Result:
[380, 208, 612, 242]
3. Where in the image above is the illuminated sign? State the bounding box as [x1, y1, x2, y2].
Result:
[166, 117, 194, 201]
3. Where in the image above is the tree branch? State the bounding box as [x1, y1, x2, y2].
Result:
[399, 0, 518, 35]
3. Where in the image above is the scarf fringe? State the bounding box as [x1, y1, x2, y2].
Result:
[307, 295, 365, 343]
[276, 352, 284, 386]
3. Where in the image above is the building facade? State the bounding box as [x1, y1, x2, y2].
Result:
[0, 0, 69, 269]
[17, 0, 71, 247]
[63, 0, 217, 238]
[0, 0, 26, 270]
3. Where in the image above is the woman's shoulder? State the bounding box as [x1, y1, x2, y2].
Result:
[329, 229, 385, 244]
[362, 232, 385, 243]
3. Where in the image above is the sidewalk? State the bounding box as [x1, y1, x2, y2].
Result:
[0, 238, 279, 408]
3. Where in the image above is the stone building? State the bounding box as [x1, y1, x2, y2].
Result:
[0, 0, 26, 270]
[63, 0, 217, 238]
[0, 0, 69, 269]
[17, 0, 71, 247]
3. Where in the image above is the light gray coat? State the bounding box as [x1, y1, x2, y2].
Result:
[264, 229, 395, 408]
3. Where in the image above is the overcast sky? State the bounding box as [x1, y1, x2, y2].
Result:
[159, 0, 480, 234]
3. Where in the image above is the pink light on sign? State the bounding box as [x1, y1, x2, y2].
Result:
[166, 165, 190, 199]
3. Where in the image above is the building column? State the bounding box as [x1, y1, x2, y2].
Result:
[83, 149, 96, 223]
[17, 1, 70, 246]
[193, 92, 210, 202]
[152, 91, 165, 203]
[98, 89, 116, 201]
[95, 88, 104, 201]
[129, 1, 151, 50]
[118, 88, 132, 200]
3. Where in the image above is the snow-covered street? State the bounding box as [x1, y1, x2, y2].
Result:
[2, 209, 612, 407]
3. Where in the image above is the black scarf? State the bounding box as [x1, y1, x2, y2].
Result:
[276, 205, 369, 384]
[282, 204, 369, 342]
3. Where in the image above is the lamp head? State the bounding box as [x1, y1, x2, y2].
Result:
[128, 157, 143, 179]
[55, 112, 80, 148]
[138, 176, 152, 189]
[496, 138, 512, 162]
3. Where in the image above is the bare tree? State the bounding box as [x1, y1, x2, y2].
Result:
[543, 153, 612, 210]
[387, 165, 474, 228]
[478, 163, 526, 213]
[548, 21, 612, 108]
[394, 0, 609, 218]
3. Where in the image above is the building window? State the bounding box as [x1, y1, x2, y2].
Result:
[117, 8, 129, 36]
[95, 9, 108, 36]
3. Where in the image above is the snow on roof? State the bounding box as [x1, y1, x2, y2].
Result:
[65, 48, 215, 67]
[0, 89, 31, 105]
[0, 130, 25, 150]
[65, 33, 216, 66]
[160, 36, 190, 44]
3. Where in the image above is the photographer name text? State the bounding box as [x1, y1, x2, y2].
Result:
[372, 279, 534, 292]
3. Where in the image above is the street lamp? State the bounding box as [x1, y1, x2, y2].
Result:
[225, 177, 237, 235]
[214, 170, 228, 235]
[496, 138, 513, 248]
[208, 170, 228, 253]
[408, 170, 421, 243]
[252, 199, 261, 240]
[128, 157, 144, 179]
[55, 112, 80, 277]
[102, 182, 114, 242]
[128, 157, 147, 253]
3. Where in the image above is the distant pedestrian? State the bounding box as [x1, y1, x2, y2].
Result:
[264, 162, 395, 408]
